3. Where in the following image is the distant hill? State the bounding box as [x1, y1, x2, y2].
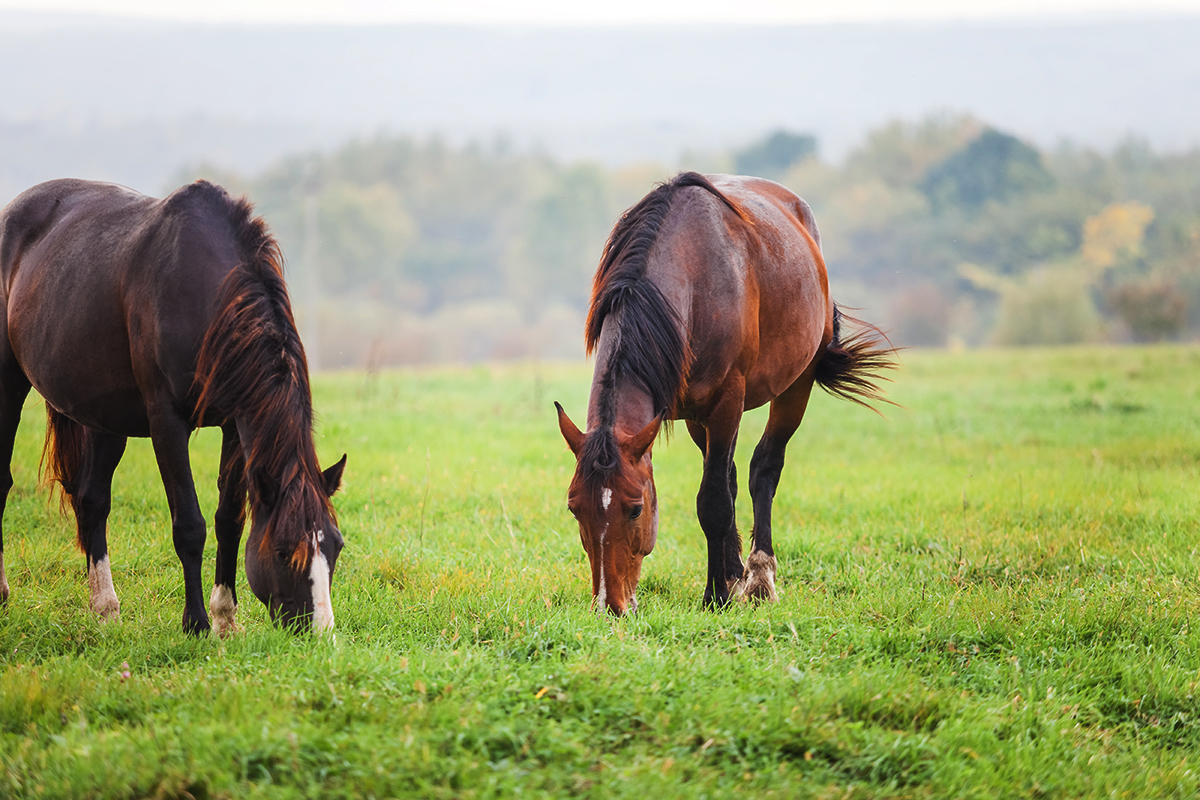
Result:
[1, 14, 1199, 199]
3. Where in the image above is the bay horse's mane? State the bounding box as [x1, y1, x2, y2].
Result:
[190, 181, 332, 569]
[579, 172, 744, 492]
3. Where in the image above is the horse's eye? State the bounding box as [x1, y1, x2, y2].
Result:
[568, 506, 579, 519]
[630, 504, 643, 520]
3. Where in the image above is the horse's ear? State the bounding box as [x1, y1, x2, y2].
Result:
[627, 414, 663, 462]
[555, 402, 585, 456]
[322, 454, 348, 497]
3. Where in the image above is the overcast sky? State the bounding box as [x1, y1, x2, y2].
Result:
[3, 0, 1200, 25]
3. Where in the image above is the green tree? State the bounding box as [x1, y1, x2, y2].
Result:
[921, 128, 1053, 212]
[734, 130, 817, 178]
[511, 165, 612, 315]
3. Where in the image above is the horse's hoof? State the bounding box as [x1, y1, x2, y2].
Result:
[91, 598, 121, 620]
[703, 586, 732, 610]
[212, 615, 242, 638]
[743, 551, 778, 603]
[89, 592, 121, 620]
[183, 618, 212, 637]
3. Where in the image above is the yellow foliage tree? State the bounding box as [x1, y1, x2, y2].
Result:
[1081, 202, 1155, 269]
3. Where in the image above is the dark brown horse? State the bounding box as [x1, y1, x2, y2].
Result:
[0, 179, 346, 635]
[556, 172, 894, 615]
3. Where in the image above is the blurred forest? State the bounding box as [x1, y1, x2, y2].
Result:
[183, 116, 1200, 368]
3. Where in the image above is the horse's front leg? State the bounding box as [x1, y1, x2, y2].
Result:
[209, 422, 246, 637]
[745, 377, 816, 602]
[695, 386, 746, 608]
[148, 409, 209, 635]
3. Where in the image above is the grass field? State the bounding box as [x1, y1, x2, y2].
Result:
[2, 346, 1200, 798]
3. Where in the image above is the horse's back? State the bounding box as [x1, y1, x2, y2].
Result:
[0, 179, 241, 434]
[660, 175, 831, 412]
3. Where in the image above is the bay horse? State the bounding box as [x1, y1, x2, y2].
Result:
[556, 172, 894, 615]
[0, 179, 347, 635]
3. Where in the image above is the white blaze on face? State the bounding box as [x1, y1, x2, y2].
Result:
[209, 584, 238, 637]
[595, 486, 611, 610]
[309, 530, 335, 633]
[88, 555, 120, 619]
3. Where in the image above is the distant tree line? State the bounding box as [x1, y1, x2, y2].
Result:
[182, 115, 1200, 367]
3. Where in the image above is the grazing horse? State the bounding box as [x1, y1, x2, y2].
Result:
[0, 178, 347, 635]
[556, 172, 894, 615]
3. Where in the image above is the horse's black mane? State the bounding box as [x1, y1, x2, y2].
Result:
[578, 172, 741, 491]
[190, 181, 332, 568]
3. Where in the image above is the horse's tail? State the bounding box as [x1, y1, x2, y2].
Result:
[40, 405, 88, 547]
[813, 303, 899, 412]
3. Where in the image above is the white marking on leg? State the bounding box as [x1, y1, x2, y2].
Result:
[744, 550, 779, 602]
[601, 487, 612, 512]
[309, 531, 335, 633]
[209, 584, 240, 637]
[0, 551, 9, 602]
[88, 555, 120, 620]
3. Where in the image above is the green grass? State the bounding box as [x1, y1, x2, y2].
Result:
[3, 346, 1200, 798]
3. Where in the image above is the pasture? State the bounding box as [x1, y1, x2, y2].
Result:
[1, 345, 1199, 798]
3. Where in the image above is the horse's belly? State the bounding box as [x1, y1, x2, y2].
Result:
[21, 354, 151, 437]
[45, 386, 152, 437]
[9, 286, 151, 437]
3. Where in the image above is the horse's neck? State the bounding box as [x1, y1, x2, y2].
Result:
[586, 327, 657, 437]
[234, 413, 314, 474]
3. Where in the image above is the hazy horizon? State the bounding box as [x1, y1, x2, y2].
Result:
[5, 0, 1200, 26]
[3, 12, 1199, 199]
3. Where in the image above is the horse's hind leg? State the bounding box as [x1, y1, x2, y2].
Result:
[209, 422, 246, 637]
[745, 376, 817, 602]
[72, 431, 128, 619]
[0, 363, 31, 604]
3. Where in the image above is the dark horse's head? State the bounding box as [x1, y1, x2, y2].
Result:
[243, 452, 347, 632]
[557, 403, 662, 616]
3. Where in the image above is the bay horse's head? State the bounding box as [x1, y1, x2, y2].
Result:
[244, 454, 348, 633]
[556, 403, 662, 616]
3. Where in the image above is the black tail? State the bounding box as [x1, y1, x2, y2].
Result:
[814, 304, 899, 412]
[40, 405, 89, 548]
